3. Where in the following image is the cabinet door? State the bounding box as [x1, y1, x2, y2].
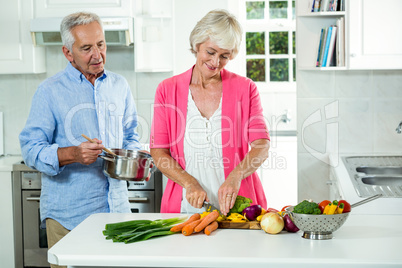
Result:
[0, 172, 15, 268]
[258, 136, 298, 210]
[0, 1, 45, 74]
[348, 0, 402, 69]
[33, 0, 133, 18]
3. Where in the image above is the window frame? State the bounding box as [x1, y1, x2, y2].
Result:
[236, 0, 296, 93]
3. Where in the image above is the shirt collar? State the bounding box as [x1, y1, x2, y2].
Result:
[65, 62, 108, 83]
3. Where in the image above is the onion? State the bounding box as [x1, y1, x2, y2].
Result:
[260, 212, 284, 234]
[242, 204, 262, 221]
[283, 214, 299, 233]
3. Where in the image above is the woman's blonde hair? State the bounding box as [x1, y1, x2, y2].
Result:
[189, 9, 242, 59]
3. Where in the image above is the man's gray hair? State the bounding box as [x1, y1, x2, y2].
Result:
[60, 12, 103, 51]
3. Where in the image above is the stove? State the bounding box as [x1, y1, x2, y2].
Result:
[12, 161, 163, 268]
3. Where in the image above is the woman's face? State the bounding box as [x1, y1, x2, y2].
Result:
[195, 39, 231, 79]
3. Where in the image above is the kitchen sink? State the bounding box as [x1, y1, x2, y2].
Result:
[356, 166, 402, 175]
[361, 176, 402, 186]
[342, 156, 402, 198]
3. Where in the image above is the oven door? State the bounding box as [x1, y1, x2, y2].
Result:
[22, 190, 49, 267]
[128, 191, 155, 213]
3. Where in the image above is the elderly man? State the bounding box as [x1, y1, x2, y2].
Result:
[19, 12, 141, 267]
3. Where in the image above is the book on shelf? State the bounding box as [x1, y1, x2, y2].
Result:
[325, 25, 337, 67]
[320, 0, 330, 11]
[321, 26, 332, 67]
[315, 17, 345, 68]
[316, 28, 325, 67]
[315, 27, 328, 67]
[336, 17, 345, 66]
[313, 0, 321, 12]
[311, 0, 344, 12]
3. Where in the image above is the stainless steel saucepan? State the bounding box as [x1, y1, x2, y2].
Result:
[99, 148, 155, 181]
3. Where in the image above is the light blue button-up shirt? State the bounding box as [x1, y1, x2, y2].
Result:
[19, 63, 142, 230]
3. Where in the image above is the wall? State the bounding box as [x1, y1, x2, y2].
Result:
[0, 45, 172, 154]
[174, 0, 229, 75]
[297, 70, 402, 202]
[0, 0, 232, 155]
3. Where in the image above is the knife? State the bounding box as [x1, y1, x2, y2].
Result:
[203, 201, 223, 215]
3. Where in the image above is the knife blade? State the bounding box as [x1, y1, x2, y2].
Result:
[203, 201, 222, 215]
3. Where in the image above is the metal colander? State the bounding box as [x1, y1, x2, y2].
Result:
[286, 206, 350, 240]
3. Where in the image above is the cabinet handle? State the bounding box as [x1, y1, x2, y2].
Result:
[128, 197, 148, 202]
[26, 197, 41, 202]
[351, 53, 357, 57]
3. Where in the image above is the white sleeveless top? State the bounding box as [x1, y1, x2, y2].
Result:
[181, 89, 225, 213]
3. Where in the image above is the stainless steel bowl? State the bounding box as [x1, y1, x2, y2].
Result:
[286, 206, 350, 240]
[99, 148, 154, 181]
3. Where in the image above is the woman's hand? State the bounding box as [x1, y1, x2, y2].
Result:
[184, 180, 208, 209]
[218, 172, 242, 215]
[217, 139, 270, 215]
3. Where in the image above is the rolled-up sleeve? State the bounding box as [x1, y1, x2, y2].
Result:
[19, 88, 64, 176]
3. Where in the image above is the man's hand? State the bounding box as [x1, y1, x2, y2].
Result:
[58, 138, 104, 166]
[75, 139, 104, 165]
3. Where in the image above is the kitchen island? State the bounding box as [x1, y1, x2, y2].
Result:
[48, 213, 402, 268]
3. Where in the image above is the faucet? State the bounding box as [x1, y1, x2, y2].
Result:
[280, 109, 291, 124]
[396, 121, 402, 134]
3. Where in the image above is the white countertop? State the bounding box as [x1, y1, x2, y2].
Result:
[48, 213, 402, 268]
[330, 153, 402, 215]
[0, 155, 23, 172]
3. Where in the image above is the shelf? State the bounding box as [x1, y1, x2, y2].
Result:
[298, 11, 345, 17]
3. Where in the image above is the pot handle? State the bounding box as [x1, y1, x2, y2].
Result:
[149, 158, 158, 173]
[99, 155, 115, 162]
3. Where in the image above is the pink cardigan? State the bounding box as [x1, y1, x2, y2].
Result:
[150, 67, 270, 213]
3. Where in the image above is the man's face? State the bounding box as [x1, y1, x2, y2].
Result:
[63, 21, 106, 79]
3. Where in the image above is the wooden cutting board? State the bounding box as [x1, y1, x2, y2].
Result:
[218, 221, 261, 230]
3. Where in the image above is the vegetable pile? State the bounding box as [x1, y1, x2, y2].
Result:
[229, 195, 253, 214]
[170, 211, 220, 236]
[103, 217, 186, 244]
[293, 199, 351, 215]
[293, 200, 321, 214]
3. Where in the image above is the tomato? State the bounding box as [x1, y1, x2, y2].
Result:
[266, 207, 279, 213]
[318, 200, 331, 214]
[338, 200, 351, 213]
[281, 205, 291, 212]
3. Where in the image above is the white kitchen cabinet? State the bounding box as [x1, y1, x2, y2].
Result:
[296, 0, 346, 71]
[348, 0, 402, 69]
[297, 0, 402, 70]
[33, 0, 133, 17]
[0, 171, 15, 268]
[258, 136, 298, 210]
[0, 1, 45, 74]
[133, 0, 174, 72]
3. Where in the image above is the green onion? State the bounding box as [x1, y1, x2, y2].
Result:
[103, 217, 187, 244]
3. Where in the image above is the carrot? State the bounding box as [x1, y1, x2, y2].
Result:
[204, 221, 218, 236]
[170, 213, 201, 233]
[194, 210, 219, 233]
[182, 219, 203, 236]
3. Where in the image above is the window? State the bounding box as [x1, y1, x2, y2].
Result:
[238, 0, 296, 92]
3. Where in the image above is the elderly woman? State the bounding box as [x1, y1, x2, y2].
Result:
[150, 9, 270, 215]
